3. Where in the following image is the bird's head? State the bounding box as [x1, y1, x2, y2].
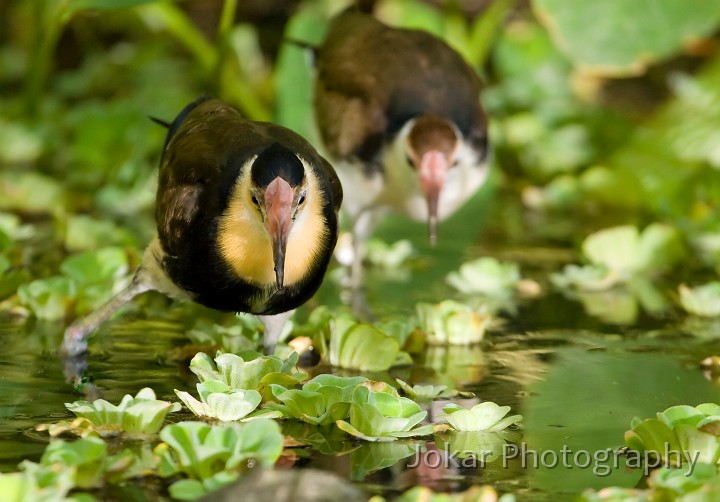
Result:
[404, 115, 459, 245]
[247, 143, 310, 289]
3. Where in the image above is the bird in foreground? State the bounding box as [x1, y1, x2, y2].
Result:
[314, 8, 489, 286]
[62, 97, 342, 356]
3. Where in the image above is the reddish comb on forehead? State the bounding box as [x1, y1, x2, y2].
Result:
[407, 116, 458, 162]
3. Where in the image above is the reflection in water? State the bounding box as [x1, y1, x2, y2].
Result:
[2, 190, 720, 499]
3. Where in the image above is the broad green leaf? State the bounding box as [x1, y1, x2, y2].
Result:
[533, 0, 720, 76]
[17, 276, 75, 320]
[442, 402, 523, 432]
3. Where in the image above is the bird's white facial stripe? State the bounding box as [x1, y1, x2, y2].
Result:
[217, 155, 327, 288]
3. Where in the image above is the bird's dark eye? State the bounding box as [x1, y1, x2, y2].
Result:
[251, 195, 260, 206]
[298, 192, 307, 205]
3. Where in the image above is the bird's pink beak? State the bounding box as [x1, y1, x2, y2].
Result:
[419, 150, 449, 245]
[264, 176, 294, 288]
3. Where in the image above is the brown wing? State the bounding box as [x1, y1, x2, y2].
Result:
[155, 99, 246, 255]
[314, 12, 389, 162]
[315, 11, 486, 163]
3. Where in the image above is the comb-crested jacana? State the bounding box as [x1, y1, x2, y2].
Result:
[314, 8, 489, 286]
[62, 97, 342, 356]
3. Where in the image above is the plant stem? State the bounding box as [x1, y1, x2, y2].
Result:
[136, 1, 270, 121]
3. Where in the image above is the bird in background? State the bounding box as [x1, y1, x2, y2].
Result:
[313, 6, 489, 287]
[62, 97, 342, 357]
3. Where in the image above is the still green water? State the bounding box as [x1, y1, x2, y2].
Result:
[1, 189, 718, 501]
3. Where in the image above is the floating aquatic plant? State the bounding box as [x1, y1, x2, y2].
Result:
[40, 436, 149, 489]
[65, 387, 180, 435]
[552, 224, 684, 291]
[679, 282, 720, 318]
[17, 276, 76, 320]
[446, 257, 521, 296]
[269, 374, 368, 426]
[326, 318, 404, 371]
[186, 317, 261, 354]
[189, 350, 304, 398]
[395, 378, 456, 402]
[441, 402, 523, 433]
[625, 403, 720, 465]
[336, 382, 433, 442]
[415, 300, 491, 345]
[580, 463, 720, 501]
[155, 419, 284, 500]
[0, 461, 77, 502]
[175, 381, 270, 422]
[366, 238, 415, 269]
[1, 437, 147, 500]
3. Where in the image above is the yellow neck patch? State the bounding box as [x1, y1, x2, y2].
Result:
[217, 156, 329, 288]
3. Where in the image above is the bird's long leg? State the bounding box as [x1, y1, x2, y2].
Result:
[258, 309, 295, 354]
[61, 273, 152, 357]
[347, 209, 384, 320]
[350, 210, 376, 290]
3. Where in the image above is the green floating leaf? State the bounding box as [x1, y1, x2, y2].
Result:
[366, 238, 415, 269]
[0, 461, 76, 502]
[625, 402, 720, 467]
[533, 0, 720, 76]
[327, 318, 401, 372]
[269, 374, 368, 426]
[442, 402, 523, 433]
[65, 387, 180, 435]
[679, 282, 720, 317]
[395, 378, 454, 402]
[446, 257, 521, 296]
[17, 276, 76, 320]
[582, 224, 683, 278]
[415, 300, 491, 345]
[155, 419, 283, 498]
[336, 383, 433, 442]
[189, 351, 304, 397]
[554, 224, 684, 293]
[175, 381, 263, 422]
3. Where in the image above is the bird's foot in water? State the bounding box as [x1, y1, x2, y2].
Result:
[61, 324, 89, 358]
[60, 344, 102, 400]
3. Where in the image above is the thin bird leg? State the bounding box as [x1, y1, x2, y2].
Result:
[350, 210, 377, 290]
[258, 309, 295, 355]
[61, 273, 152, 356]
